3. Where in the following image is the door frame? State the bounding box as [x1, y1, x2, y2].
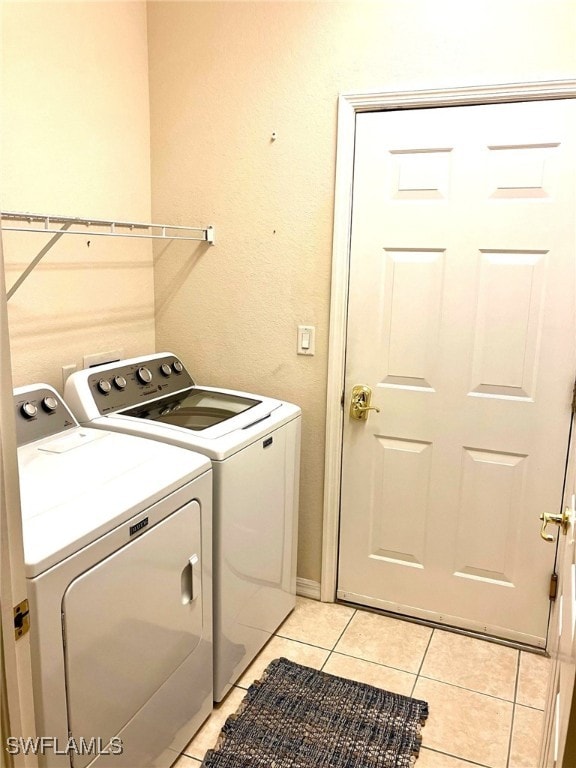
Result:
[0, 218, 38, 765]
[321, 79, 576, 603]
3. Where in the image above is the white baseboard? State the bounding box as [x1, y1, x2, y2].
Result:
[296, 577, 321, 601]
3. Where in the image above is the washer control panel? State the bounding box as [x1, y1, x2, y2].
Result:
[85, 354, 194, 415]
[14, 385, 78, 446]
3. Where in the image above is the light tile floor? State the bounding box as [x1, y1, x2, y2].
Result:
[171, 597, 551, 768]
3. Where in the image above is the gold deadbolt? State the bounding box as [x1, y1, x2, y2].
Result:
[540, 507, 571, 542]
[350, 385, 380, 421]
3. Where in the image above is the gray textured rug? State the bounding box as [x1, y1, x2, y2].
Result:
[201, 657, 429, 767]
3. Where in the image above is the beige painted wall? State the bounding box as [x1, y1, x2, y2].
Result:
[1, 0, 574, 585]
[1, 1, 154, 391]
[147, 0, 576, 583]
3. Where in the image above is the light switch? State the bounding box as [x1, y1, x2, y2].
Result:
[297, 325, 315, 355]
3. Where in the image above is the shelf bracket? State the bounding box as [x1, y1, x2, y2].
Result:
[6, 222, 72, 300]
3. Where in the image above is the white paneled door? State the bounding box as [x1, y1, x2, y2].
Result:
[337, 100, 576, 647]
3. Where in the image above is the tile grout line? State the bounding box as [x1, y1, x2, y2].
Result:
[320, 607, 357, 672]
[416, 672, 520, 705]
[421, 745, 493, 768]
[411, 627, 435, 697]
[273, 633, 342, 655]
[324, 647, 418, 680]
[505, 649, 522, 768]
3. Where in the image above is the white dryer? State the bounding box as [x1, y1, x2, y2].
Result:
[14, 384, 213, 768]
[65, 352, 301, 702]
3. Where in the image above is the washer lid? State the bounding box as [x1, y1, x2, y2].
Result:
[121, 387, 273, 435]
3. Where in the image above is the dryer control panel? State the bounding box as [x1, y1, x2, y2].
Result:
[65, 353, 195, 417]
[13, 385, 78, 446]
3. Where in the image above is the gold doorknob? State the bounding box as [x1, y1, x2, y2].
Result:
[350, 384, 380, 421]
[540, 508, 571, 542]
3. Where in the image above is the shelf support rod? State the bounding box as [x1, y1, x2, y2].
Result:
[6, 222, 72, 300]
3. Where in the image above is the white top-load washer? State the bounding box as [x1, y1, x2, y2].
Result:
[65, 352, 301, 702]
[14, 384, 213, 768]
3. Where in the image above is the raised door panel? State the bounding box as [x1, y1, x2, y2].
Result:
[381, 249, 444, 391]
[453, 448, 526, 586]
[470, 251, 547, 399]
[369, 437, 432, 568]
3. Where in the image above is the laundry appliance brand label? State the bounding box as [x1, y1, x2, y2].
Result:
[129, 517, 149, 536]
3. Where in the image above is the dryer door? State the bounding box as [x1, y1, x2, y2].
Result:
[62, 500, 204, 768]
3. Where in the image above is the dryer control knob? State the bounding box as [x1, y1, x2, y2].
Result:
[42, 396, 58, 413]
[137, 367, 153, 385]
[21, 402, 38, 419]
[113, 375, 127, 390]
[173, 360, 184, 374]
[160, 363, 172, 377]
[97, 379, 112, 395]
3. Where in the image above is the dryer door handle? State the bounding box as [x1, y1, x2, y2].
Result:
[181, 554, 200, 604]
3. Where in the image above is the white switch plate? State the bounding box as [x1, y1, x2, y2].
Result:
[297, 325, 315, 356]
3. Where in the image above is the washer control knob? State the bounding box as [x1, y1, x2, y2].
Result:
[21, 402, 38, 419]
[42, 396, 58, 413]
[173, 360, 184, 374]
[97, 379, 112, 395]
[113, 375, 127, 390]
[160, 363, 172, 377]
[137, 366, 153, 385]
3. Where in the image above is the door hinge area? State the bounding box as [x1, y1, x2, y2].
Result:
[549, 572, 558, 601]
[14, 599, 30, 640]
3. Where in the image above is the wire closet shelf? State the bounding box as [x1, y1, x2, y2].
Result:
[1, 210, 215, 299]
